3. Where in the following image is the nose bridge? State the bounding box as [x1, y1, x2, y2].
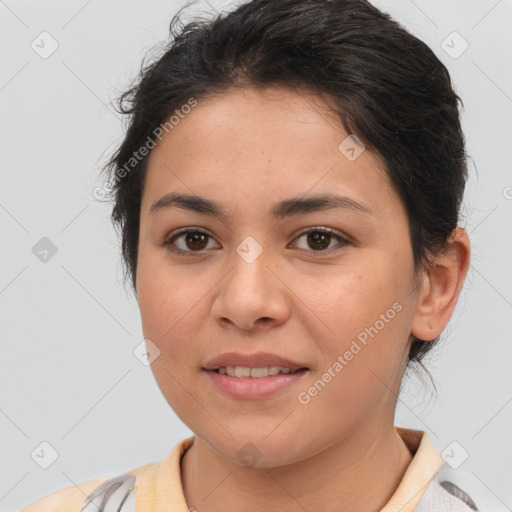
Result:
[229, 233, 272, 294]
[235, 234, 266, 266]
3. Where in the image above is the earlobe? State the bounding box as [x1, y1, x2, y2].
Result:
[410, 227, 470, 341]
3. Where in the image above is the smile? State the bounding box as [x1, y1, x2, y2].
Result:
[215, 365, 307, 378]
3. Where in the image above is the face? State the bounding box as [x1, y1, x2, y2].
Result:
[136, 86, 421, 467]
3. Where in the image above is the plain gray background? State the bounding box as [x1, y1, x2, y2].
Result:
[1, 0, 511, 510]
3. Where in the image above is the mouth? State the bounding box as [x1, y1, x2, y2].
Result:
[207, 366, 309, 378]
[202, 352, 310, 398]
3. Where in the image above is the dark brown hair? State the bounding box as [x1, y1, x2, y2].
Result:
[98, 0, 468, 373]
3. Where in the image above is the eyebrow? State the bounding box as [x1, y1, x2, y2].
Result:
[149, 192, 374, 220]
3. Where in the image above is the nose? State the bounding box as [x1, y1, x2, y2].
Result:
[211, 244, 291, 332]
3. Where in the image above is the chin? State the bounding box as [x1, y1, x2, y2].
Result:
[196, 426, 313, 469]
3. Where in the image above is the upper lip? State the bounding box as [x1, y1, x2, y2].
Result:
[203, 352, 308, 371]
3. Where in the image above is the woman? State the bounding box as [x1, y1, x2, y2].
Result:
[20, 0, 500, 510]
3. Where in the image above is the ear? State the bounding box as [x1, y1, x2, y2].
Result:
[410, 227, 470, 341]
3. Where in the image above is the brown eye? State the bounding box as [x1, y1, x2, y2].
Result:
[163, 230, 217, 254]
[293, 228, 349, 253]
[306, 231, 331, 251]
[183, 232, 209, 251]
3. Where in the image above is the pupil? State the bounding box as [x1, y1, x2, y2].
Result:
[308, 232, 330, 250]
[187, 232, 208, 250]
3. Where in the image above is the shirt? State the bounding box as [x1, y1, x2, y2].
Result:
[19, 427, 504, 511]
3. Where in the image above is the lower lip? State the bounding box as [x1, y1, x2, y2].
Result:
[204, 369, 309, 400]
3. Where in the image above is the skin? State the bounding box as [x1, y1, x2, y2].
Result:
[136, 86, 470, 512]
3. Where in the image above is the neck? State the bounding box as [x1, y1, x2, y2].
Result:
[181, 424, 414, 512]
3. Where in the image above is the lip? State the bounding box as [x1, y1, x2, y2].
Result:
[203, 352, 310, 400]
[203, 352, 308, 371]
[204, 368, 309, 400]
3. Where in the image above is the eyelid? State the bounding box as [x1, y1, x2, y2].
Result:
[163, 227, 219, 254]
[292, 226, 351, 251]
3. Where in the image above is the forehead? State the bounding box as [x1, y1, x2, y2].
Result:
[141, 87, 397, 219]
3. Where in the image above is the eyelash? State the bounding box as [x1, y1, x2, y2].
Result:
[161, 227, 351, 256]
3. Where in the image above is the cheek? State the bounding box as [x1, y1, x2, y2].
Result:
[314, 258, 404, 341]
[137, 248, 202, 325]
[308, 258, 411, 399]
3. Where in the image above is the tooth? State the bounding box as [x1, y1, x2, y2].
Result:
[234, 366, 251, 378]
[219, 365, 301, 378]
[250, 367, 269, 378]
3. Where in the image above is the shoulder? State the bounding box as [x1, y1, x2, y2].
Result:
[19, 460, 159, 512]
[415, 461, 509, 512]
[19, 436, 195, 512]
